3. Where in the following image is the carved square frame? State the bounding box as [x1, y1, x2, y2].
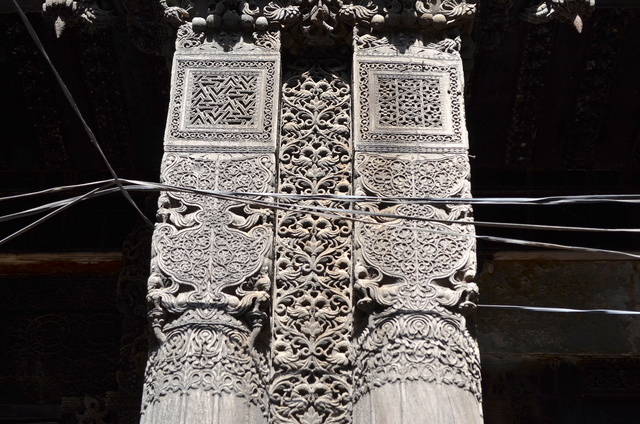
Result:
[165, 56, 278, 152]
[354, 57, 467, 152]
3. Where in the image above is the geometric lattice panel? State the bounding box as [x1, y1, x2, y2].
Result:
[375, 73, 444, 130]
[355, 59, 466, 153]
[165, 57, 278, 151]
[185, 71, 262, 130]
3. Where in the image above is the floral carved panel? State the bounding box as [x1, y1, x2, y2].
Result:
[270, 58, 354, 424]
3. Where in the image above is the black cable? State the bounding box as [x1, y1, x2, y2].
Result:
[9, 0, 153, 228]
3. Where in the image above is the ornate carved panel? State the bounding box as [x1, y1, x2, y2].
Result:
[141, 152, 274, 421]
[354, 32, 467, 153]
[352, 30, 482, 422]
[164, 30, 280, 153]
[141, 27, 280, 423]
[270, 58, 354, 424]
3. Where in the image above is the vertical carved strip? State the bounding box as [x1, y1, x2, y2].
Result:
[141, 27, 280, 424]
[270, 58, 353, 424]
[352, 30, 483, 423]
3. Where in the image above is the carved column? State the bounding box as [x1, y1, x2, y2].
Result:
[140, 27, 280, 423]
[351, 29, 483, 423]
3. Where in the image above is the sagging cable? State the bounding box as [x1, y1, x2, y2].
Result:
[9, 0, 152, 228]
[123, 181, 640, 235]
[0, 182, 115, 246]
[479, 304, 640, 315]
[0, 179, 114, 202]
[2, 182, 639, 260]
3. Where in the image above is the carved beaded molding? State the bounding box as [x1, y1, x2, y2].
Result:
[155, 0, 477, 49]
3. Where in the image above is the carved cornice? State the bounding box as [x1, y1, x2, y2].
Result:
[158, 0, 475, 48]
[522, 0, 596, 33]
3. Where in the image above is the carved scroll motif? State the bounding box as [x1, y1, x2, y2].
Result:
[270, 59, 354, 424]
[352, 31, 482, 422]
[141, 31, 280, 423]
[141, 153, 274, 421]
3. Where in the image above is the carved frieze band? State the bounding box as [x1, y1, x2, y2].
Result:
[270, 59, 354, 424]
[153, 0, 476, 49]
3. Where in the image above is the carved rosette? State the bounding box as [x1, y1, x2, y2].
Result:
[270, 59, 354, 424]
[352, 30, 482, 422]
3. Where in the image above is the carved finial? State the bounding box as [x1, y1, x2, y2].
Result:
[522, 0, 595, 33]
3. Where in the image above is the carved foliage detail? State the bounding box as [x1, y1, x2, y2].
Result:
[353, 40, 479, 399]
[355, 154, 470, 198]
[354, 154, 477, 313]
[270, 59, 353, 424]
[354, 312, 482, 402]
[142, 153, 274, 414]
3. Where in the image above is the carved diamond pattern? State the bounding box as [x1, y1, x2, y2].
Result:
[186, 72, 260, 129]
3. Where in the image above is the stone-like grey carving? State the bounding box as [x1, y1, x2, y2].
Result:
[142, 14, 483, 424]
[42, 0, 117, 37]
[165, 30, 279, 152]
[522, 0, 595, 33]
[354, 31, 467, 153]
[270, 58, 354, 424]
[140, 25, 280, 424]
[352, 30, 482, 423]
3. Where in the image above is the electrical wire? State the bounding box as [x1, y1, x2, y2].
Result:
[3, 180, 639, 260]
[5, 179, 640, 236]
[479, 304, 640, 315]
[9, 0, 153, 228]
[0, 179, 114, 202]
[0, 182, 115, 246]
[5, 0, 639, 323]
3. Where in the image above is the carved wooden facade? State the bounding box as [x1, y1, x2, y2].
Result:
[138, 0, 486, 421]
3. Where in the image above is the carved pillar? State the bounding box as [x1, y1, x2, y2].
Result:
[140, 27, 280, 423]
[141, 0, 485, 421]
[351, 29, 483, 423]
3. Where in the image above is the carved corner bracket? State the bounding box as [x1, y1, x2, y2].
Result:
[522, 0, 596, 33]
[42, 0, 120, 37]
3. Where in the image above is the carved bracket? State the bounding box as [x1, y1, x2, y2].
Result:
[42, 0, 119, 37]
[522, 0, 596, 33]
